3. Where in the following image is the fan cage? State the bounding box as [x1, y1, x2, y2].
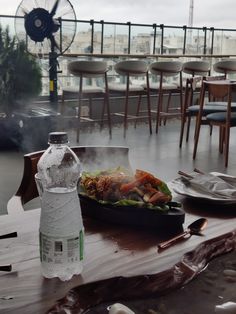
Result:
[15, 0, 77, 56]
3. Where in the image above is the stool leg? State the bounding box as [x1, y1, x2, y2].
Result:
[179, 114, 185, 148]
[76, 75, 83, 142]
[61, 91, 65, 131]
[186, 116, 191, 142]
[224, 125, 230, 167]
[156, 74, 163, 133]
[179, 76, 187, 147]
[146, 73, 152, 134]
[89, 96, 93, 119]
[105, 72, 112, 138]
[100, 97, 105, 130]
[163, 91, 172, 126]
[219, 126, 224, 153]
[179, 72, 183, 114]
[193, 84, 205, 159]
[134, 95, 142, 129]
[124, 76, 130, 138]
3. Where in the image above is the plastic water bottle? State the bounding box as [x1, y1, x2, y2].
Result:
[35, 132, 84, 281]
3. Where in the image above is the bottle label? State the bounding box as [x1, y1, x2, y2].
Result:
[39, 230, 84, 264]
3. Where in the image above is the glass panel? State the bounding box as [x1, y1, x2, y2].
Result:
[130, 25, 154, 55]
[213, 30, 236, 55]
[93, 23, 102, 54]
[103, 24, 129, 54]
[69, 21, 92, 54]
[185, 28, 206, 54]
[162, 27, 185, 55]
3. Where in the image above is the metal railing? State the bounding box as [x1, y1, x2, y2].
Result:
[1, 14, 236, 97]
[1, 14, 236, 56]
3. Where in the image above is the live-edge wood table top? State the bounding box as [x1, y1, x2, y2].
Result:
[0, 198, 235, 314]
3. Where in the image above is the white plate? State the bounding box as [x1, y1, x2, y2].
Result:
[169, 172, 236, 204]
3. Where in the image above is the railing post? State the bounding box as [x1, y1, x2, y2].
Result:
[210, 27, 214, 55]
[127, 22, 131, 54]
[183, 25, 187, 55]
[90, 19, 94, 53]
[152, 23, 157, 55]
[101, 20, 104, 54]
[59, 17, 62, 53]
[203, 26, 207, 55]
[160, 24, 164, 54]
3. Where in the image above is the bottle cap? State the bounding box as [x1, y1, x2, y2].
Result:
[48, 132, 68, 144]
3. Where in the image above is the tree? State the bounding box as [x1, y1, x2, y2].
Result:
[0, 25, 42, 116]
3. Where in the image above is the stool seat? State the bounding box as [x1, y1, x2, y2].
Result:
[182, 61, 210, 76]
[214, 59, 236, 76]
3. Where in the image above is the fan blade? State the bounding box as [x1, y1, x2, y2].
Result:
[49, 35, 60, 52]
[22, 10, 28, 15]
[50, 0, 60, 16]
[20, 5, 29, 15]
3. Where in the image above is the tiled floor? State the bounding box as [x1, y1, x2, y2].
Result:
[1, 118, 236, 215]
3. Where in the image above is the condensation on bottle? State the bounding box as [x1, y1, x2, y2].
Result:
[36, 132, 84, 281]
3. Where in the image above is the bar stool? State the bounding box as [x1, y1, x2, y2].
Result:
[61, 60, 112, 142]
[108, 60, 152, 137]
[149, 61, 183, 133]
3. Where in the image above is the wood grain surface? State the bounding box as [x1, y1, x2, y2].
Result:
[0, 197, 235, 314]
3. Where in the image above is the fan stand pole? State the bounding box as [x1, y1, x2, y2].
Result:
[49, 51, 58, 104]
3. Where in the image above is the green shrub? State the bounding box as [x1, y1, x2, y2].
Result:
[0, 25, 42, 115]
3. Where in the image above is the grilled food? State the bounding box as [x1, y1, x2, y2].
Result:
[80, 168, 172, 210]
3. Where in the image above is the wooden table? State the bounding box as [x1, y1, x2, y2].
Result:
[0, 198, 235, 314]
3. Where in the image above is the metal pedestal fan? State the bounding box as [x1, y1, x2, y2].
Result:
[15, 0, 77, 103]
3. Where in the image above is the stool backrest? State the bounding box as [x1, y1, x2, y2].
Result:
[213, 59, 236, 75]
[149, 61, 182, 77]
[68, 61, 108, 78]
[114, 60, 148, 76]
[182, 61, 210, 76]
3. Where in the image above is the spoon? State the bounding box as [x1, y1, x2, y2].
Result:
[158, 218, 208, 250]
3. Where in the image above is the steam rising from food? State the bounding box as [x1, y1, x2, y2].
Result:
[80, 168, 172, 209]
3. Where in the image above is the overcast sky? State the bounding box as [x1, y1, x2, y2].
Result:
[2, 0, 236, 29]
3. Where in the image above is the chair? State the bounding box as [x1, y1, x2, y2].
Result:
[108, 60, 152, 137]
[61, 61, 112, 142]
[213, 59, 236, 78]
[7, 146, 131, 213]
[148, 61, 183, 133]
[179, 75, 228, 148]
[193, 81, 236, 167]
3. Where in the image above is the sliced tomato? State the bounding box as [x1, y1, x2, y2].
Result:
[120, 173, 150, 193]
